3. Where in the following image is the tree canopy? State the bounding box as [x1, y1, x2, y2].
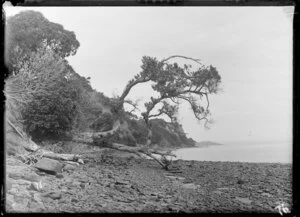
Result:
[5, 10, 80, 73]
[5, 11, 85, 139]
[119, 55, 221, 129]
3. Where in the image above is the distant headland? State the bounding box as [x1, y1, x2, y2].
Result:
[195, 141, 224, 148]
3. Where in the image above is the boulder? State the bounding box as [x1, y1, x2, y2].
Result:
[34, 158, 63, 175]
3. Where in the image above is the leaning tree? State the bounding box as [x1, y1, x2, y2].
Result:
[92, 55, 221, 170]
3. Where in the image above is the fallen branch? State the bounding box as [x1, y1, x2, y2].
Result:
[41, 151, 81, 162]
[7, 119, 26, 140]
[22, 138, 83, 163]
[64, 161, 80, 166]
[93, 142, 176, 170]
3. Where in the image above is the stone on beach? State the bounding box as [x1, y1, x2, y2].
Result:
[23, 173, 41, 182]
[6, 179, 13, 192]
[42, 191, 62, 200]
[182, 183, 198, 190]
[235, 197, 252, 205]
[34, 158, 64, 175]
[64, 164, 77, 171]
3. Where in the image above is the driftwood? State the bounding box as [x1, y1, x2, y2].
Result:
[64, 161, 80, 166]
[98, 142, 176, 170]
[15, 133, 83, 164]
[86, 116, 177, 169]
[41, 151, 82, 163]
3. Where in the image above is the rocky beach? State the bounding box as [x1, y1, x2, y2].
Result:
[5, 147, 292, 213]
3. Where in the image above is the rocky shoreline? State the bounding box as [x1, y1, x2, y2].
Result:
[5, 148, 292, 213]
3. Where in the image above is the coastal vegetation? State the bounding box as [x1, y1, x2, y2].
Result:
[5, 10, 221, 169]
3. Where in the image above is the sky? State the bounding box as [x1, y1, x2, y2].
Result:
[4, 5, 294, 143]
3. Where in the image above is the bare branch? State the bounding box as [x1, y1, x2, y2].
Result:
[161, 55, 201, 64]
[124, 99, 141, 115]
[119, 77, 151, 102]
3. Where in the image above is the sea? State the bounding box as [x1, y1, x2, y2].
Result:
[172, 140, 292, 164]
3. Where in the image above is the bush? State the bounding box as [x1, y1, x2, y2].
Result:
[14, 48, 81, 139]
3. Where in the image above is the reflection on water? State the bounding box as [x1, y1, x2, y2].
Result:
[173, 142, 292, 163]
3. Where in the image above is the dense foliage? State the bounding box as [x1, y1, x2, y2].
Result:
[5, 10, 80, 73]
[90, 112, 114, 132]
[5, 11, 84, 139]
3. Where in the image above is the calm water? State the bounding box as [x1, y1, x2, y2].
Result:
[173, 141, 292, 163]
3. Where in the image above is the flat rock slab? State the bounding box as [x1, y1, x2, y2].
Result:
[262, 192, 273, 197]
[34, 158, 63, 175]
[182, 183, 198, 190]
[176, 177, 186, 181]
[235, 197, 252, 205]
[23, 173, 41, 182]
[166, 176, 177, 180]
[217, 187, 234, 191]
[42, 192, 62, 200]
[166, 176, 186, 181]
[8, 172, 23, 180]
[6, 179, 13, 192]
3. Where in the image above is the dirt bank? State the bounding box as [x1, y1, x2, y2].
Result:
[5, 149, 292, 213]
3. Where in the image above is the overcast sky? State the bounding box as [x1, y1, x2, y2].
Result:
[4, 5, 293, 143]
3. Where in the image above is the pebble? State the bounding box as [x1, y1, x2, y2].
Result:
[78, 159, 84, 164]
